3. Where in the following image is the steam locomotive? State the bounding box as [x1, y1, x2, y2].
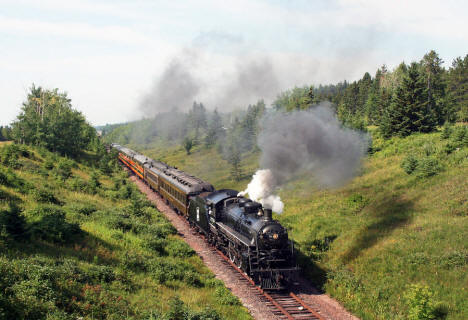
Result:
[110, 143, 298, 289]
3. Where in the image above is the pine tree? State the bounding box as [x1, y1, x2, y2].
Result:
[447, 55, 468, 122]
[204, 109, 224, 147]
[380, 62, 437, 137]
[421, 50, 448, 124]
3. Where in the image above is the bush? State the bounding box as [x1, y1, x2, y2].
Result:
[404, 284, 442, 320]
[27, 206, 81, 243]
[416, 157, 441, 178]
[0, 204, 28, 241]
[453, 126, 466, 142]
[54, 158, 75, 180]
[147, 258, 201, 287]
[105, 211, 134, 232]
[214, 286, 241, 306]
[165, 239, 195, 258]
[0, 144, 23, 169]
[32, 188, 61, 205]
[43, 158, 55, 170]
[0, 168, 31, 193]
[143, 238, 167, 255]
[440, 124, 452, 139]
[88, 171, 101, 191]
[163, 296, 222, 320]
[120, 251, 147, 272]
[443, 142, 457, 155]
[65, 176, 90, 193]
[66, 203, 97, 216]
[401, 154, 419, 174]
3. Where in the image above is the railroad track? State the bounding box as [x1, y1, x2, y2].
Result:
[211, 244, 325, 320]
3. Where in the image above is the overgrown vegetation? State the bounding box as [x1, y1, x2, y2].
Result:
[0, 143, 250, 320]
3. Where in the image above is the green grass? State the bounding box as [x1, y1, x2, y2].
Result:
[0, 144, 251, 320]
[130, 126, 468, 320]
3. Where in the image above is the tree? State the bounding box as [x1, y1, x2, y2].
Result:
[188, 101, 207, 141]
[204, 109, 224, 147]
[380, 62, 437, 137]
[10, 85, 96, 156]
[226, 144, 242, 181]
[183, 137, 194, 155]
[447, 54, 468, 122]
[420, 50, 448, 124]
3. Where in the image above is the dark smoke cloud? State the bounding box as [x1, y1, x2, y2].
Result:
[258, 103, 369, 188]
[140, 49, 201, 117]
[220, 57, 280, 109]
[139, 49, 281, 117]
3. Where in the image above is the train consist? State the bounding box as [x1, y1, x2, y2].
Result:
[111, 143, 298, 289]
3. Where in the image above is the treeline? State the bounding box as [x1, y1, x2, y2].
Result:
[9, 85, 99, 157]
[104, 101, 267, 181]
[274, 50, 468, 136]
[0, 126, 12, 141]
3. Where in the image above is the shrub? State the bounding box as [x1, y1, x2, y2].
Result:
[85, 265, 116, 283]
[43, 158, 55, 170]
[118, 184, 133, 199]
[147, 258, 201, 286]
[27, 206, 81, 243]
[165, 239, 195, 258]
[145, 222, 177, 238]
[0, 144, 24, 169]
[453, 126, 466, 142]
[443, 142, 457, 155]
[401, 154, 419, 174]
[105, 211, 134, 232]
[440, 124, 452, 139]
[32, 188, 61, 205]
[65, 176, 89, 193]
[88, 171, 101, 191]
[54, 158, 74, 180]
[0, 204, 28, 241]
[164, 296, 187, 320]
[120, 251, 147, 272]
[404, 284, 440, 320]
[345, 194, 369, 214]
[416, 157, 441, 178]
[214, 286, 241, 306]
[66, 203, 97, 216]
[0, 168, 31, 193]
[143, 238, 167, 255]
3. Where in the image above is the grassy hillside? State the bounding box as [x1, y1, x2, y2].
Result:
[0, 142, 251, 320]
[127, 125, 468, 320]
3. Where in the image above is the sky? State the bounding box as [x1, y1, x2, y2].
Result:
[1, 0, 467, 126]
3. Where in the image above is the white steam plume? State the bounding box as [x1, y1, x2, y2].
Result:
[238, 169, 284, 213]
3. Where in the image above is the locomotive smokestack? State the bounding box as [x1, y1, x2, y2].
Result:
[264, 208, 273, 221]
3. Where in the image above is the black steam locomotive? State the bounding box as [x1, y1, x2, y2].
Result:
[111, 144, 298, 289]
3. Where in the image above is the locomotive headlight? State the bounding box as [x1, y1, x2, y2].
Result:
[273, 233, 279, 240]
